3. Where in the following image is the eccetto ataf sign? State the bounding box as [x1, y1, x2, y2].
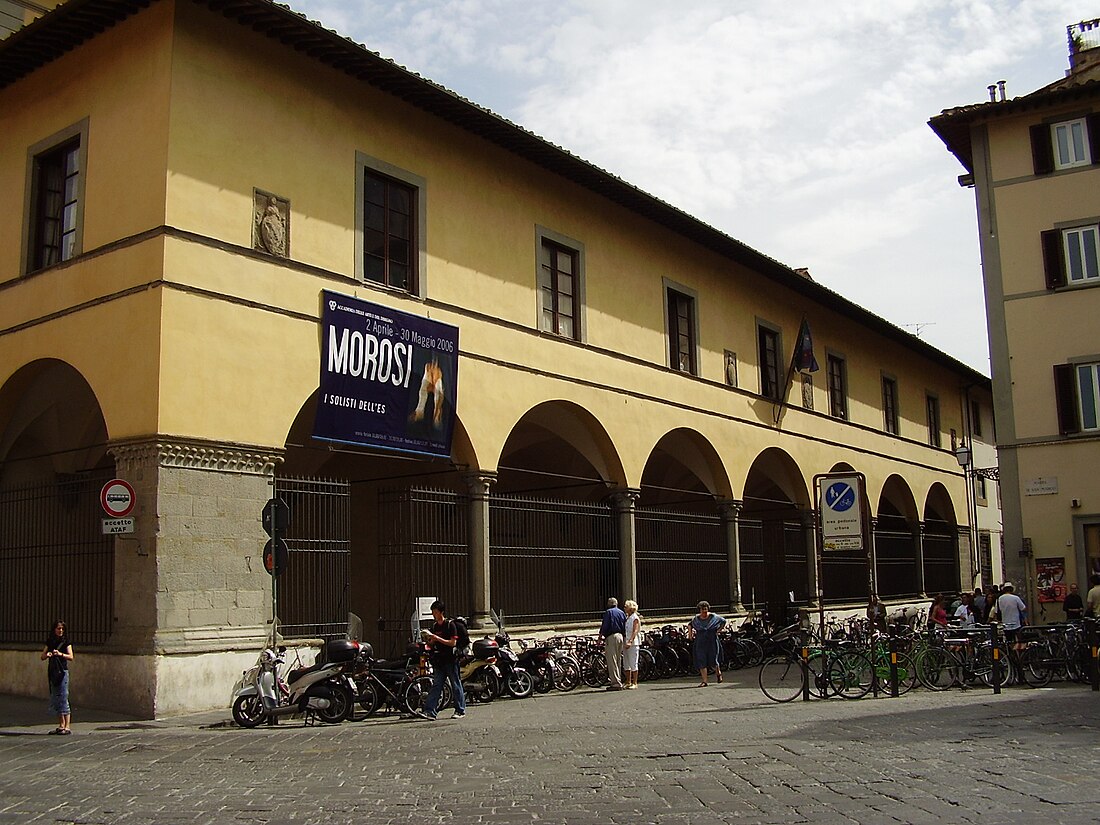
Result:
[100, 479, 136, 518]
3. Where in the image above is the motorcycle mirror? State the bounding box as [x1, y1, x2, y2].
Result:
[347, 612, 363, 642]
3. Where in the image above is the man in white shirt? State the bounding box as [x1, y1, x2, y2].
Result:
[953, 592, 975, 627]
[993, 582, 1027, 646]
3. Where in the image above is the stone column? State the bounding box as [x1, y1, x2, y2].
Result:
[106, 437, 282, 717]
[463, 471, 496, 630]
[803, 509, 819, 607]
[869, 517, 879, 596]
[610, 489, 640, 602]
[915, 522, 927, 598]
[718, 500, 745, 612]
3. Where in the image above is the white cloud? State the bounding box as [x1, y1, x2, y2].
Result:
[291, 0, 1099, 370]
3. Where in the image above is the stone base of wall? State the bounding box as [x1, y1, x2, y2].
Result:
[0, 645, 282, 719]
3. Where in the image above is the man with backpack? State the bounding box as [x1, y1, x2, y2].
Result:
[419, 600, 467, 720]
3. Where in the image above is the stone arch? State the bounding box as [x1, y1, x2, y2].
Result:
[739, 448, 811, 620]
[494, 400, 626, 497]
[0, 359, 114, 647]
[923, 482, 960, 595]
[875, 475, 921, 598]
[640, 427, 733, 507]
[0, 359, 111, 486]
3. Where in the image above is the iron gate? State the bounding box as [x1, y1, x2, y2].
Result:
[273, 475, 350, 640]
[0, 470, 115, 645]
[635, 507, 726, 612]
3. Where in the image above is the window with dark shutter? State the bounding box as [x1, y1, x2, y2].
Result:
[1042, 229, 1066, 289]
[1054, 363, 1080, 435]
[758, 326, 780, 400]
[1031, 123, 1055, 175]
[1089, 113, 1100, 167]
[667, 288, 696, 375]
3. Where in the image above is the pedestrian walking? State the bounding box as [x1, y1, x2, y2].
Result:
[419, 600, 466, 720]
[1085, 574, 1100, 618]
[929, 594, 949, 627]
[622, 600, 641, 689]
[41, 620, 73, 735]
[1063, 583, 1084, 622]
[991, 582, 1027, 648]
[599, 597, 626, 690]
[688, 601, 726, 687]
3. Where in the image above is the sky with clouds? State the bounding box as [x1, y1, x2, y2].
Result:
[292, 0, 1097, 373]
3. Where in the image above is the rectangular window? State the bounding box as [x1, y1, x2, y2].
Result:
[882, 376, 899, 435]
[971, 399, 982, 438]
[758, 325, 780, 400]
[1077, 363, 1100, 431]
[975, 475, 988, 505]
[362, 169, 415, 290]
[926, 394, 941, 447]
[1042, 224, 1100, 289]
[1053, 119, 1091, 169]
[667, 288, 696, 374]
[827, 354, 848, 419]
[355, 153, 426, 296]
[1065, 226, 1100, 283]
[1032, 115, 1100, 175]
[28, 135, 84, 273]
[537, 234, 584, 341]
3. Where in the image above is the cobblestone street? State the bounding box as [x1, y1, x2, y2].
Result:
[3, 675, 1099, 824]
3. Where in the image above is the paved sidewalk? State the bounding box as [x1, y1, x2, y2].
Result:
[3, 675, 1100, 824]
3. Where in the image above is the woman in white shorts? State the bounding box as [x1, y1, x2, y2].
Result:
[622, 600, 642, 689]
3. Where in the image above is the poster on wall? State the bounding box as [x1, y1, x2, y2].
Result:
[312, 290, 458, 459]
[1035, 557, 1066, 603]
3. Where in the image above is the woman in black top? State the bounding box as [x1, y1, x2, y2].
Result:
[41, 620, 74, 735]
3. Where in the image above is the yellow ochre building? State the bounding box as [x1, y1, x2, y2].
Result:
[2, 0, 988, 716]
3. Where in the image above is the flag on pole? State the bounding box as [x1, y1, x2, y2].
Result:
[791, 317, 819, 373]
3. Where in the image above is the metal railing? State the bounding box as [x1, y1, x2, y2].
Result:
[274, 475, 350, 640]
[1069, 18, 1100, 61]
[0, 470, 114, 644]
[636, 507, 725, 612]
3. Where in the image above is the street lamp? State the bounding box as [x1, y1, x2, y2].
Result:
[954, 442, 979, 589]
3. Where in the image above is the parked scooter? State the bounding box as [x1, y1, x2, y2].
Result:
[488, 608, 533, 699]
[231, 618, 360, 728]
[456, 627, 501, 703]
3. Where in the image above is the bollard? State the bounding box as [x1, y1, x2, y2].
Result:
[1087, 618, 1099, 692]
[888, 626, 899, 698]
[801, 627, 811, 701]
[990, 622, 1002, 696]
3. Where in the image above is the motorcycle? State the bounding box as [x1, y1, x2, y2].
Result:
[488, 609, 533, 699]
[230, 617, 360, 728]
[457, 632, 502, 703]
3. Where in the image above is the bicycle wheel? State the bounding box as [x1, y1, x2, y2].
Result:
[740, 638, 764, 668]
[1018, 643, 1054, 688]
[581, 650, 608, 688]
[758, 656, 804, 703]
[915, 647, 960, 691]
[828, 650, 874, 699]
[638, 648, 655, 682]
[893, 652, 918, 696]
[974, 644, 1013, 688]
[554, 657, 581, 692]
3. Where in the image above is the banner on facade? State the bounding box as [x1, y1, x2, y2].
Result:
[313, 290, 459, 458]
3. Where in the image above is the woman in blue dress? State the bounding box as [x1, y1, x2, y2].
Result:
[688, 601, 726, 687]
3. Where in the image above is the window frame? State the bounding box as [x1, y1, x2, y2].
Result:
[354, 152, 426, 298]
[1053, 118, 1091, 170]
[757, 321, 782, 401]
[1042, 222, 1100, 290]
[881, 374, 900, 435]
[535, 226, 586, 342]
[22, 118, 89, 276]
[826, 351, 848, 420]
[925, 392, 941, 448]
[664, 279, 699, 375]
[971, 399, 983, 439]
[1031, 114, 1100, 175]
[1054, 359, 1100, 435]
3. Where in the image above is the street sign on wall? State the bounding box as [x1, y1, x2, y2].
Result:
[100, 479, 135, 518]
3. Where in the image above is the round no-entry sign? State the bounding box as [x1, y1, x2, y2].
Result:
[100, 479, 136, 518]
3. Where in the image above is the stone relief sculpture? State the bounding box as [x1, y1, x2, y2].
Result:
[253, 191, 289, 257]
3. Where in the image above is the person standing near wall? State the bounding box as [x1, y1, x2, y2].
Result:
[688, 601, 727, 687]
[599, 597, 626, 691]
[622, 600, 642, 690]
[41, 620, 73, 735]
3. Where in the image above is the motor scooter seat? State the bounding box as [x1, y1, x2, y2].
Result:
[287, 662, 325, 683]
